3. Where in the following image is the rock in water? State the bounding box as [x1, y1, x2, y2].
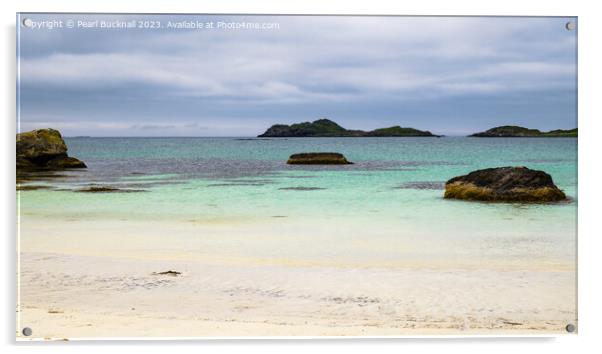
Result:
[17, 128, 86, 170]
[287, 152, 353, 165]
[444, 166, 566, 202]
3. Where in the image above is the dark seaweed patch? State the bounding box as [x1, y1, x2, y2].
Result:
[278, 187, 326, 191]
[75, 186, 148, 193]
[207, 183, 266, 187]
[16, 185, 53, 191]
[229, 179, 275, 184]
[118, 180, 186, 188]
[394, 181, 445, 190]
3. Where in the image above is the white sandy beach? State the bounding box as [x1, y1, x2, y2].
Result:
[17, 217, 577, 339]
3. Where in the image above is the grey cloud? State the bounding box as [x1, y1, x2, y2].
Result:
[17, 15, 577, 136]
[131, 124, 176, 130]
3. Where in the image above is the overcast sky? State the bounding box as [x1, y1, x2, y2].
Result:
[18, 15, 577, 136]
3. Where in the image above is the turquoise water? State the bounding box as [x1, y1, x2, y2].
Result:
[19, 137, 577, 269]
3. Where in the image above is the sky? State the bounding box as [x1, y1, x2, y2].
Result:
[18, 14, 577, 137]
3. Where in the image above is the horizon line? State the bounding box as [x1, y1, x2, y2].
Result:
[60, 134, 579, 139]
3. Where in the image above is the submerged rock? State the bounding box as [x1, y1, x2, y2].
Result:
[444, 166, 566, 202]
[17, 129, 86, 170]
[287, 152, 353, 165]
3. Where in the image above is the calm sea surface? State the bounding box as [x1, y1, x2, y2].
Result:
[19, 137, 577, 269]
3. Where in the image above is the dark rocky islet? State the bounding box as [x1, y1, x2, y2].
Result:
[259, 118, 439, 137]
[469, 126, 577, 137]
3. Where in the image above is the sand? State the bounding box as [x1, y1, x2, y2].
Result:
[17, 218, 577, 339]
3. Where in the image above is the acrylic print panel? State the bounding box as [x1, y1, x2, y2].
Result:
[16, 13, 577, 339]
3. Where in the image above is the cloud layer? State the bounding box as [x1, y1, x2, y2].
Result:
[18, 15, 577, 136]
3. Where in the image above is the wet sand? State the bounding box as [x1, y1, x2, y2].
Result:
[17, 217, 576, 339]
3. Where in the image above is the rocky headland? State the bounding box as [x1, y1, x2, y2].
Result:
[470, 126, 577, 137]
[259, 119, 439, 137]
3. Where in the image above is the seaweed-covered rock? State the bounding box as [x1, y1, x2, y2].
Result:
[444, 166, 566, 202]
[17, 128, 67, 158]
[287, 152, 353, 165]
[16, 129, 86, 170]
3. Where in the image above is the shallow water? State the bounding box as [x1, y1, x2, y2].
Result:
[18, 137, 577, 270]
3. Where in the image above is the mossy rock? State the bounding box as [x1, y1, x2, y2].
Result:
[16, 128, 86, 170]
[287, 152, 353, 165]
[17, 128, 67, 159]
[444, 166, 567, 202]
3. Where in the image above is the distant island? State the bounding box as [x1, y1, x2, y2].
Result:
[258, 119, 440, 137]
[470, 126, 577, 137]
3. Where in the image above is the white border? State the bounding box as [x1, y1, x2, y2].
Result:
[3, 0, 602, 352]
[11, 10, 580, 343]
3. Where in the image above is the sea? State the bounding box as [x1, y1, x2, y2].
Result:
[18, 137, 577, 271]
